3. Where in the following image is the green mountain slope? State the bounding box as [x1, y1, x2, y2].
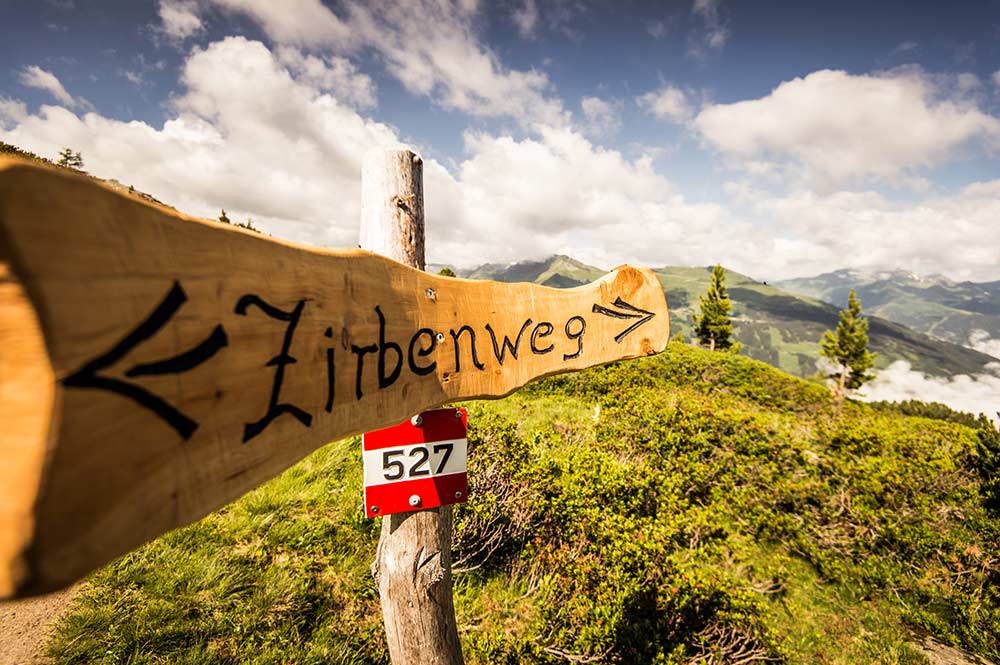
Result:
[461, 257, 996, 379]
[775, 269, 1000, 353]
[48, 345, 1000, 663]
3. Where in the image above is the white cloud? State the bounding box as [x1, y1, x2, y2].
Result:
[18, 65, 81, 108]
[157, 0, 204, 41]
[694, 68, 1000, 188]
[580, 96, 623, 137]
[0, 98, 28, 129]
[210, 0, 355, 47]
[969, 330, 1000, 360]
[512, 0, 539, 39]
[993, 70, 1000, 88]
[730, 180, 1000, 281]
[2, 38, 754, 277]
[689, 0, 728, 59]
[646, 20, 668, 39]
[200, 0, 565, 127]
[2, 37, 400, 248]
[957, 72, 980, 94]
[425, 125, 756, 271]
[276, 47, 376, 109]
[860, 360, 1000, 421]
[637, 85, 692, 123]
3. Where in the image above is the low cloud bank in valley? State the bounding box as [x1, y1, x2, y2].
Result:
[969, 330, 1000, 360]
[859, 360, 1000, 421]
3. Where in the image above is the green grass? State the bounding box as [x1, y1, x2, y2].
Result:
[47, 344, 1000, 664]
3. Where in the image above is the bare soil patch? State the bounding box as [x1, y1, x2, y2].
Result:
[0, 585, 80, 665]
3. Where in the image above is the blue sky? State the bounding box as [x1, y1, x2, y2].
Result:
[2, 0, 1000, 282]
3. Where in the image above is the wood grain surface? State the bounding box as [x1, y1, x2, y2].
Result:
[0, 156, 669, 598]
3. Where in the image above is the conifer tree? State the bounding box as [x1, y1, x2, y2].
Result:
[218, 209, 231, 224]
[821, 288, 876, 412]
[693, 264, 736, 351]
[56, 148, 83, 170]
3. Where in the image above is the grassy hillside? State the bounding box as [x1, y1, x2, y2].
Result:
[775, 269, 1000, 351]
[47, 344, 1000, 664]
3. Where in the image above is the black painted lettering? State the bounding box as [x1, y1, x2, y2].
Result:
[375, 306, 402, 389]
[408, 328, 438, 376]
[563, 315, 586, 361]
[485, 319, 532, 365]
[351, 343, 377, 400]
[450, 325, 485, 372]
[234, 295, 312, 442]
[530, 321, 555, 355]
[324, 326, 335, 413]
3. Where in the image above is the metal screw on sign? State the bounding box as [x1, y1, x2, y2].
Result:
[409, 495, 422, 507]
[454, 409, 462, 418]
[436, 332, 445, 342]
[454, 491, 462, 500]
[425, 288, 436, 301]
[410, 414, 423, 427]
[371, 506, 379, 514]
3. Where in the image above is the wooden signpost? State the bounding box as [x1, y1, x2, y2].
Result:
[0, 153, 669, 654]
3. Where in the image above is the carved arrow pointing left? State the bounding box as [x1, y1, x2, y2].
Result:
[63, 281, 228, 440]
[592, 297, 657, 343]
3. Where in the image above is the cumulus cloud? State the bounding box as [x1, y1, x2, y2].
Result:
[2, 37, 399, 247]
[18, 65, 86, 108]
[0, 98, 28, 129]
[637, 84, 692, 123]
[688, 0, 728, 59]
[646, 20, 668, 39]
[580, 96, 623, 137]
[210, 0, 354, 47]
[275, 47, 376, 109]
[860, 360, 1000, 421]
[729, 180, 1000, 280]
[198, 0, 565, 127]
[427, 125, 757, 270]
[3, 37, 749, 273]
[970, 330, 1000, 360]
[512, 0, 539, 39]
[694, 68, 1000, 188]
[157, 0, 204, 41]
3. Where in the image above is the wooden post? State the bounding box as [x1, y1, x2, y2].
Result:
[361, 149, 465, 665]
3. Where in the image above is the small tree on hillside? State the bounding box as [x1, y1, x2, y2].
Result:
[218, 209, 231, 224]
[438, 267, 456, 277]
[693, 264, 736, 351]
[820, 288, 876, 413]
[57, 148, 83, 170]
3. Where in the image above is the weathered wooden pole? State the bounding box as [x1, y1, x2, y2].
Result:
[361, 149, 465, 665]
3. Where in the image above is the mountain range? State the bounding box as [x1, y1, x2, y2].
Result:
[437, 256, 999, 380]
[775, 269, 1000, 355]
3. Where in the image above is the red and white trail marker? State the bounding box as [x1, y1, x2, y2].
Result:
[363, 407, 469, 518]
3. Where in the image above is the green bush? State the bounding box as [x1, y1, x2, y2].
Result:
[48, 345, 1000, 664]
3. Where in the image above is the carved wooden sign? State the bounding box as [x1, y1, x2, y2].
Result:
[0, 157, 669, 598]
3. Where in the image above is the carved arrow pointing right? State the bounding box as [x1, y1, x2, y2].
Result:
[592, 297, 657, 343]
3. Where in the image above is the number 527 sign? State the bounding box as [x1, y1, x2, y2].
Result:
[362, 408, 469, 518]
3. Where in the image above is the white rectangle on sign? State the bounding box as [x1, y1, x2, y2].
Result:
[363, 438, 468, 487]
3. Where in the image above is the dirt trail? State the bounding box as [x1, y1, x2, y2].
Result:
[0, 586, 80, 665]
